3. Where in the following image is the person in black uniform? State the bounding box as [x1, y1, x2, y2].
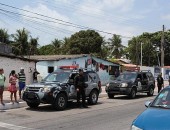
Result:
[157, 73, 164, 93]
[33, 69, 40, 83]
[74, 69, 88, 108]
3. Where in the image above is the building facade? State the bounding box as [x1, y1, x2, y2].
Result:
[30, 55, 120, 85]
[0, 53, 36, 88]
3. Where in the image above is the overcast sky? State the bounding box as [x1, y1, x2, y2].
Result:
[0, 0, 169, 46]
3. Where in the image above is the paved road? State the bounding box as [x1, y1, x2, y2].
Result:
[0, 93, 156, 130]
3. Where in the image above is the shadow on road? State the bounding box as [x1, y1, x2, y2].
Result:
[25, 101, 103, 112]
[107, 94, 156, 100]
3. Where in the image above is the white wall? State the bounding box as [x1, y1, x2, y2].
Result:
[140, 66, 154, 75]
[0, 56, 36, 88]
[36, 56, 119, 85]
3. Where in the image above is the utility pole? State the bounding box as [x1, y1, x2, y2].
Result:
[141, 42, 142, 66]
[161, 25, 165, 67]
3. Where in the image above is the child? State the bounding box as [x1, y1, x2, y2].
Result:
[0, 68, 5, 105]
[8, 70, 18, 103]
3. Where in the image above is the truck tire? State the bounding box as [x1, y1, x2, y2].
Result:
[27, 102, 40, 108]
[147, 87, 154, 96]
[129, 88, 136, 99]
[108, 93, 115, 99]
[53, 93, 67, 111]
[88, 90, 98, 105]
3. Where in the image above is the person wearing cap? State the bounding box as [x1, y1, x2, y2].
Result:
[18, 68, 26, 99]
[74, 68, 88, 108]
[0, 68, 5, 105]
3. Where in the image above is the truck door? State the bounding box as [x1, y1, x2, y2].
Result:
[142, 73, 149, 90]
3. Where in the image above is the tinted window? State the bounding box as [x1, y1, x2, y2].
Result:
[146, 72, 154, 80]
[142, 73, 148, 80]
[117, 72, 137, 82]
[44, 72, 70, 82]
[151, 89, 170, 109]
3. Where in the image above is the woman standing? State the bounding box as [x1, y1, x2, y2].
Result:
[8, 70, 18, 103]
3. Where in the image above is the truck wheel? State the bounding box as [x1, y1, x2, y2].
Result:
[129, 88, 136, 99]
[26, 102, 39, 108]
[53, 93, 67, 111]
[147, 87, 154, 96]
[88, 90, 98, 105]
[108, 93, 115, 99]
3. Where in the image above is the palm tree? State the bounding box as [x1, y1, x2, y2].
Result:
[12, 28, 29, 56]
[51, 38, 62, 54]
[108, 34, 124, 59]
[29, 37, 39, 55]
[0, 28, 10, 44]
[61, 37, 70, 54]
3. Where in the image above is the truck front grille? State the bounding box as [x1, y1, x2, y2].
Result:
[28, 87, 42, 92]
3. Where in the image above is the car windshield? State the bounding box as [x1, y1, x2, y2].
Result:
[43, 72, 70, 83]
[116, 72, 137, 82]
[151, 89, 170, 109]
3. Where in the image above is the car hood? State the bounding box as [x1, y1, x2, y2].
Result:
[27, 82, 61, 88]
[133, 108, 170, 130]
[109, 79, 132, 84]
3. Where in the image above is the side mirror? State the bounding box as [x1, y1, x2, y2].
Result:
[145, 101, 151, 108]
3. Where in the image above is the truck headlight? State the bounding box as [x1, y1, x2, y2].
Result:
[106, 83, 110, 87]
[106, 83, 110, 90]
[42, 87, 51, 93]
[120, 83, 128, 87]
[24, 87, 29, 92]
[131, 125, 142, 130]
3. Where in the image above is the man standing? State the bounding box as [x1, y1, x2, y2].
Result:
[33, 69, 40, 83]
[74, 69, 88, 108]
[157, 73, 164, 93]
[0, 68, 5, 105]
[18, 68, 26, 99]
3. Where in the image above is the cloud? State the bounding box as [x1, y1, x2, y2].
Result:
[102, 0, 135, 12]
[21, 4, 69, 25]
[20, 4, 73, 45]
[161, 14, 170, 20]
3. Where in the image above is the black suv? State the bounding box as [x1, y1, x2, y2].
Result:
[23, 68, 102, 110]
[105, 70, 155, 99]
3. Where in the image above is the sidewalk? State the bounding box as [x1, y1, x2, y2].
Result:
[0, 91, 26, 110]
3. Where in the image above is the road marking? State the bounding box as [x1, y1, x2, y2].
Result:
[0, 122, 37, 130]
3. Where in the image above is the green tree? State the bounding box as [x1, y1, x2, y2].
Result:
[38, 44, 55, 55]
[108, 34, 124, 59]
[12, 28, 29, 55]
[61, 37, 70, 54]
[51, 38, 62, 54]
[0, 28, 10, 44]
[29, 37, 39, 55]
[126, 31, 170, 66]
[68, 30, 103, 54]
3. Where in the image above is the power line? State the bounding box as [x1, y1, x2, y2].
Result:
[40, 0, 159, 31]
[0, 10, 71, 39]
[0, 2, 132, 39]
